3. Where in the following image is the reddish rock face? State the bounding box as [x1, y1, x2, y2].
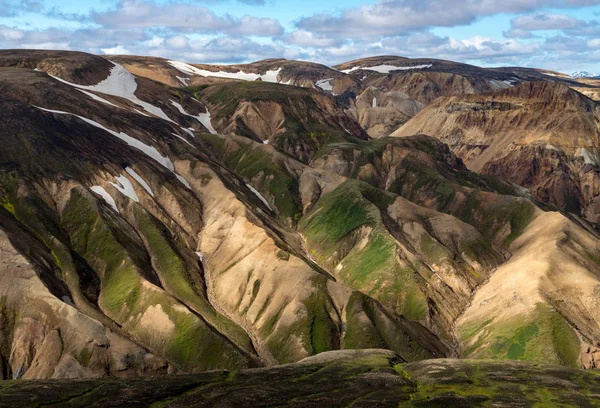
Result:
[394, 81, 600, 223]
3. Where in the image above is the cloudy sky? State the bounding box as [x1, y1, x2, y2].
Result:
[1, 0, 600, 73]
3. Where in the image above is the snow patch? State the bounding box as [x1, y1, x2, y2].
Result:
[168, 60, 284, 83]
[109, 174, 140, 202]
[341, 64, 432, 74]
[125, 167, 154, 197]
[372, 97, 377, 108]
[90, 186, 119, 213]
[246, 183, 272, 210]
[78, 90, 118, 107]
[315, 78, 333, 91]
[176, 76, 190, 86]
[49, 63, 174, 122]
[195, 251, 204, 262]
[170, 100, 217, 134]
[37, 106, 194, 194]
[580, 147, 599, 165]
[182, 127, 195, 138]
[197, 111, 217, 135]
[176, 174, 192, 189]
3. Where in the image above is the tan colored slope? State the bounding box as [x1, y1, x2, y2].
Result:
[393, 81, 600, 170]
[392, 81, 600, 222]
[348, 88, 425, 137]
[364, 71, 499, 105]
[174, 155, 446, 364]
[0, 230, 167, 379]
[457, 210, 600, 367]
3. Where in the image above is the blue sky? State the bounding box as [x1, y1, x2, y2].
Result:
[1, 0, 600, 73]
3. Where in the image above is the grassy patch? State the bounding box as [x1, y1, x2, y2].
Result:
[300, 180, 428, 320]
[459, 303, 581, 367]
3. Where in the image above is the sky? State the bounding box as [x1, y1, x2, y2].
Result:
[1, 0, 600, 73]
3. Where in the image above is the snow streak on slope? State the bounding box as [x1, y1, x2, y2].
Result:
[35, 106, 194, 192]
[90, 186, 119, 213]
[246, 183, 272, 210]
[78, 90, 118, 107]
[109, 174, 140, 202]
[171, 132, 194, 147]
[168, 60, 283, 83]
[125, 167, 154, 197]
[176, 174, 192, 189]
[176, 76, 190, 86]
[341, 64, 432, 74]
[170, 100, 217, 134]
[35, 106, 175, 171]
[49, 63, 174, 122]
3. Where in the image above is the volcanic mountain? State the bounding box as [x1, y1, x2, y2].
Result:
[0, 49, 600, 400]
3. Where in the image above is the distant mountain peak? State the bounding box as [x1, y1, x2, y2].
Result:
[571, 70, 600, 78]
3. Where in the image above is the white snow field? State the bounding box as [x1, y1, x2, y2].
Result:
[78, 90, 118, 107]
[170, 100, 217, 134]
[125, 167, 154, 197]
[341, 64, 432, 74]
[168, 60, 283, 83]
[109, 174, 140, 202]
[35, 106, 175, 171]
[90, 186, 119, 213]
[171, 132, 194, 147]
[49, 63, 174, 122]
[315, 78, 333, 91]
[176, 174, 192, 189]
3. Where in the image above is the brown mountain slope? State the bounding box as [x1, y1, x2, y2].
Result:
[393, 81, 600, 222]
[189, 81, 368, 163]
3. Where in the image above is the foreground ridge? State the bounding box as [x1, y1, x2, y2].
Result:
[1, 350, 599, 407]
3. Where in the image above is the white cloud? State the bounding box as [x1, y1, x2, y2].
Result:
[92, 0, 283, 37]
[588, 38, 600, 48]
[281, 30, 345, 47]
[101, 45, 131, 55]
[296, 0, 600, 38]
[505, 12, 591, 37]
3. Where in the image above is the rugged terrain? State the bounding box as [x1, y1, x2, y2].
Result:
[393, 81, 600, 223]
[0, 49, 600, 390]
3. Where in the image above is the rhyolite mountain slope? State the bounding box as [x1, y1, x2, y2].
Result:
[393, 81, 600, 223]
[2, 350, 600, 407]
[0, 49, 600, 384]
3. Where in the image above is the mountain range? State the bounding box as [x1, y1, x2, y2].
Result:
[1, 49, 600, 405]
[572, 71, 600, 79]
